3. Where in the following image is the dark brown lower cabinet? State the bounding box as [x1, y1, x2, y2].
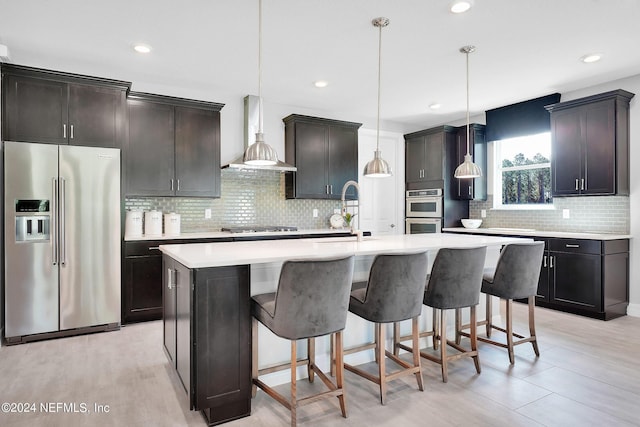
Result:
[123, 241, 165, 323]
[163, 255, 251, 426]
[541, 238, 629, 320]
[446, 231, 629, 320]
[123, 238, 232, 324]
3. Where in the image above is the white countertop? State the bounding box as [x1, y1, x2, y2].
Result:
[159, 233, 530, 269]
[443, 227, 631, 240]
[124, 228, 353, 242]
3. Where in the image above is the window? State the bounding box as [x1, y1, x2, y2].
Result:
[494, 132, 552, 208]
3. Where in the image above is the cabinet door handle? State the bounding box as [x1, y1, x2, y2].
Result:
[581, 178, 585, 191]
[63, 124, 67, 138]
[329, 184, 333, 194]
[543, 255, 547, 268]
[170, 179, 174, 191]
[149, 246, 160, 251]
[575, 179, 579, 191]
[70, 124, 74, 139]
[468, 186, 472, 196]
[565, 244, 580, 248]
[167, 268, 174, 289]
[550, 256, 554, 269]
[177, 179, 180, 191]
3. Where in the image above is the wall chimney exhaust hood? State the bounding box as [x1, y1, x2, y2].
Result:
[222, 95, 296, 172]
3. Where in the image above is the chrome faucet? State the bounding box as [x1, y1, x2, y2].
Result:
[341, 180, 360, 235]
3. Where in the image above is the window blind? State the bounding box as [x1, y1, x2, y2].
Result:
[485, 93, 560, 142]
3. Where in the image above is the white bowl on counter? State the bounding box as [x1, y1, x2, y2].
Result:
[461, 219, 482, 229]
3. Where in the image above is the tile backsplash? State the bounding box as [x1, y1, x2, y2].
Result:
[125, 169, 343, 232]
[470, 195, 629, 234]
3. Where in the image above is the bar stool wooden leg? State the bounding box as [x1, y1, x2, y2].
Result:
[470, 305, 481, 374]
[412, 317, 424, 391]
[432, 309, 439, 350]
[335, 331, 348, 418]
[329, 333, 335, 377]
[374, 323, 380, 364]
[393, 322, 400, 356]
[440, 309, 448, 383]
[290, 340, 297, 427]
[528, 296, 540, 356]
[307, 337, 315, 383]
[252, 318, 258, 398]
[455, 308, 462, 345]
[378, 324, 387, 405]
[485, 294, 492, 338]
[506, 299, 515, 364]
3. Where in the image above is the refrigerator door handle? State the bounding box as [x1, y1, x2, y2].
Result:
[60, 177, 66, 266]
[52, 178, 58, 265]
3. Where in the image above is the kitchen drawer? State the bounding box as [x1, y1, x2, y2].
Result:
[125, 241, 166, 257]
[549, 239, 601, 254]
[125, 237, 233, 256]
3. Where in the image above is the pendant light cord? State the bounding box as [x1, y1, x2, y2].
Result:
[258, 0, 263, 134]
[465, 48, 470, 156]
[376, 21, 382, 151]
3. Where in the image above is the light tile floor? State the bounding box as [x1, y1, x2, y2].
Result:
[1, 303, 639, 426]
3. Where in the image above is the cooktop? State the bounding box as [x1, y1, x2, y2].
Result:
[221, 225, 298, 233]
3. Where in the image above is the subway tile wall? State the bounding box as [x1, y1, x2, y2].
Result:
[469, 195, 629, 233]
[125, 169, 343, 232]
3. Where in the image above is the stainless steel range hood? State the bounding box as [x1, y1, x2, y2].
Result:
[222, 95, 296, 172]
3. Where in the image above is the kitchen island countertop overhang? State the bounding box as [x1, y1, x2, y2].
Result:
[159, 233, 530, 269]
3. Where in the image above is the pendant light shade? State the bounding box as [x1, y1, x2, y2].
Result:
[454, 45, 482, 179]
[244, 0, 277, 166]
[364, 17, 392, 178]
[243, 132, 278, 165]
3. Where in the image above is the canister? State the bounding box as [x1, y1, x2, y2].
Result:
[144, 210, 163, 236]
[164, 212, 181, 236]
[125, 210, 143, 238]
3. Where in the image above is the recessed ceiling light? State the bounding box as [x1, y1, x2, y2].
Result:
[134, 44, 152, 54]
[450, 1, 472, 13]
[581, 53, 602, 63]
[314, 80, 328, 88]
[429, 103, 442, 110]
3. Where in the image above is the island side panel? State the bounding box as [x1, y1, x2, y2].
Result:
[193, 265, 252, 425]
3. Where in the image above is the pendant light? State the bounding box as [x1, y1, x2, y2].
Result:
[454, 45, 483, 179]
[244, 0, 278, 165]
[363, 17, 392, 178]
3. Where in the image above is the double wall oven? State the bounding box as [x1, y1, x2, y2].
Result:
[405, 188, 442, 234]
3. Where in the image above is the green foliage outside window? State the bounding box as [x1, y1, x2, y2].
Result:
[501, 153, 552, 205]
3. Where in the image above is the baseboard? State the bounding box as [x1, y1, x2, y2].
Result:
[626, 303, 640, 317]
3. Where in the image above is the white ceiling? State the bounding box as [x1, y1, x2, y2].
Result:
[1, 0, 639, 131]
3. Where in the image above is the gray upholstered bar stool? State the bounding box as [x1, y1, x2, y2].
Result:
[251, 255, 355, 427]
[457, 242, 544, 364]
[340, 252, 428, 405]
[396, 246, 486, 383]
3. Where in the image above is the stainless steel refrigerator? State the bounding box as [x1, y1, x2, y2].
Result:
[4, 141, 120, 343]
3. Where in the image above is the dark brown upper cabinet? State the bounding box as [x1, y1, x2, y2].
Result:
[546, 89, 634, 196]
[283, 114, 361, 200]
[2, 64, 129, 148]
[125, 93, 224, 198]
[404, 126, 457, 191]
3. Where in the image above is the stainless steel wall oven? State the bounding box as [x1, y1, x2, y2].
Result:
[405, 188, 442, 234]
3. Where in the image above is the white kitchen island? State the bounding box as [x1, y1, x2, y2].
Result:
[159, 233, 529, 426]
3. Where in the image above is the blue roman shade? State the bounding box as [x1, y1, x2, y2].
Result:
[485, 93, 561, 142]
